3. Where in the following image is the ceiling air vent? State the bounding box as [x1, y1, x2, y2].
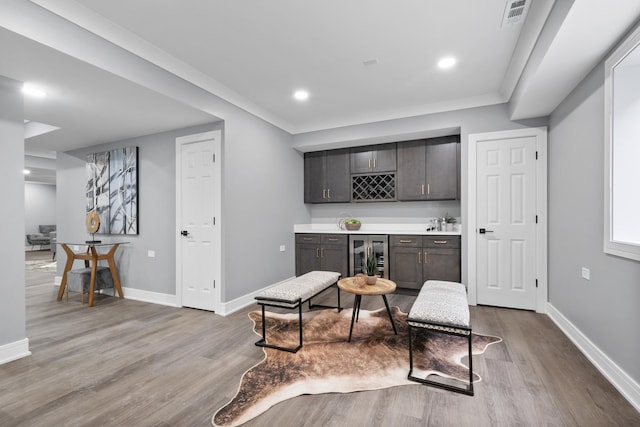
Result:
[502, 0, 528, 27]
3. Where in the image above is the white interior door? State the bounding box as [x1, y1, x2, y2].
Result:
[176, 130, 221, 311]
[476, 134, 538, 310]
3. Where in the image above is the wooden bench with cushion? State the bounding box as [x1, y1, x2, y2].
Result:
[407, 280, 474, 395]
[254, 270, 342, 353]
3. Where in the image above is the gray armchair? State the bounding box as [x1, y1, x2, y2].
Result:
[26, 225, 56, 251]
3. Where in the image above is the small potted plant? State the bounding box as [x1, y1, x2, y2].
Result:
[364, 254, 378, 285]
[344, 218, 361, 231]
[445, 213, 457, 231]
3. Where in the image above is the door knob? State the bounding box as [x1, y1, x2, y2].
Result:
[478, 228, 494, 234]
[180, 230, 189, 236]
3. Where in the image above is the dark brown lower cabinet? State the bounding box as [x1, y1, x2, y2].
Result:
[389, 235, 460, 289]
[295, 234, 348, 278]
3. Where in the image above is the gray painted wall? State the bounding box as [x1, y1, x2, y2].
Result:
[25, 182, 56, 246]
[294, 103, 548, 284]
[0, 76, 26, 346]
[218, 111, 307, 301]
[549, 59, 640, 383]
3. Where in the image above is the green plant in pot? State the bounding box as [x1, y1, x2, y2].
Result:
[365, 254, 378, 285]
[445, 212, 457, 231]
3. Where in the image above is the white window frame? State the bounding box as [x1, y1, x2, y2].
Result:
[604, 23, 640, 261]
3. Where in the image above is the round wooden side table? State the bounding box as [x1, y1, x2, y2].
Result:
[337, 276, 398, 341]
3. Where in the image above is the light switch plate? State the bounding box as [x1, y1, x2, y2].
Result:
[279, 245, 286, 252]
[148, 250, 156, 258]
[581, 267, 590, 280]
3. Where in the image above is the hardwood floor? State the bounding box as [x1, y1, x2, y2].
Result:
[2, 251, 638, 426]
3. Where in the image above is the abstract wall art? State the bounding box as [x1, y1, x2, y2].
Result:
[86, 147, 138, 234]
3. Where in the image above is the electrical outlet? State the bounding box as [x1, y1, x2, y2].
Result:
[148, 250, 156, 258]
[279, 245, 286, 252]
[581, 267, 590, 280]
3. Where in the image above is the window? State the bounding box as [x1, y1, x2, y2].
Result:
[604, 23, 640, 261]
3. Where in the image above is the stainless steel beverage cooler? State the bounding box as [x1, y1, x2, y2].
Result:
[349, 235, 389, 278]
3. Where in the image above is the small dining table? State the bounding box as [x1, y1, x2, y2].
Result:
[56, 242, 127, 307]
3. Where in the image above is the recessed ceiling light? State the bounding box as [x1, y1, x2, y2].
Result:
[437, 57, 456, 69]
[22, 84, 47, 97]
[293, 90, 309, 101]
[23, 169, 31, 175]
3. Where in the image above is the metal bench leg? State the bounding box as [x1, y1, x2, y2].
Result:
[255, 303, 303, 353]
[407, 324, 474, 396]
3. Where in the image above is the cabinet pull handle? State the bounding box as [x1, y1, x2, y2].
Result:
[424, 252, 428, 264]
[427, 183, 430, 195]
[328, 238, 339, 241]
[368, 158, 371, 169]
[316, 248, 320, 258]
[373, 158, 377, 169]
[303, 237, 313, 241]
[418, 251, 421, 264]
[322, 189, 326, 199]
[421, 184, 424, 195]
[327, 188, 331, 199]
[433, 240, 448, 244]
[399, 239, 413, 243]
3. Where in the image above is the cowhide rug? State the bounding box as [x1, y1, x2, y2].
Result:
[212, 306, 501, 427]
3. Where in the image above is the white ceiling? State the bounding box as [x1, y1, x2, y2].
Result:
[3, 0, 640, 184]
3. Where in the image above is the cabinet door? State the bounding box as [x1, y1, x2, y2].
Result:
[397, 140, 426, 201]
[321, 245, 348, 278]
[320, 234, 348, 277]
[423, 248, 461, 283]
[373, 143, 397, 172]
[296, 243, 322, 276]
[324, 149, 351, 202]
[425, 138, 458, 200]
[350, 146, 374, 174]
[389, 246, 423, 289]
[304, 152, 325, 203]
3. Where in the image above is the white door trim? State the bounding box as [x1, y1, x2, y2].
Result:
[175, 130, 222, 312]
[467, 127, 548, 313]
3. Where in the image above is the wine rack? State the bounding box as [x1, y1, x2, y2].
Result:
[351, 174, 396, 201]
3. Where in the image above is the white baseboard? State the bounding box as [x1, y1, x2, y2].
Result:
[546, 303, 640, 412]
[215, 276, 296, 317]
[54, 276, 297, 317]
[121, 287, 179, 307]
[54, 280, 179, 307]
[0, 338, 31, 365]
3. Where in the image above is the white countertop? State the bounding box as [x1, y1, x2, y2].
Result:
[294, 223, 461, 236]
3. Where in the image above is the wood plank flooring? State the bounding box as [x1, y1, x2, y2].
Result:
[2, 250, 638, 426]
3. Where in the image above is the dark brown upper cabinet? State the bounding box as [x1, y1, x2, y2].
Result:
[304, 149, 350, 203]
[396, 136, 459, 201]
[350, 143, 397, 174]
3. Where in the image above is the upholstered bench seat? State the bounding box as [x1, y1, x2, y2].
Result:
[255, 271, 342, 353]
[408, 280, 470, 334]
[407, 280, 474, 395]
[256, 270, 341, 308]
